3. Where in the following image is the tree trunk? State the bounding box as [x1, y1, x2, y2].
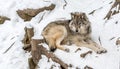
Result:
[22, 27, 68, 69]
[104, 0, 120, 20]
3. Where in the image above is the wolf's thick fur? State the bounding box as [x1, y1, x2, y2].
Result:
[42, 12, 107, 54]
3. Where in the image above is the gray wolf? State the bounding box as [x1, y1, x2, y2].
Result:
[42, 12, 107, 54]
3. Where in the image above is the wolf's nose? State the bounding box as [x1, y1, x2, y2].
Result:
[76, 30, 78, 32]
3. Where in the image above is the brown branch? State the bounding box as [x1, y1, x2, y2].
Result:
[75, 48, 81, 53]
[76, 67, 81, 69]
[29, 39, 68, 69]
[116, 37, 120, 45]
[0, 16, 10, 24]
[31, 39, 42, 64]
[22, 27, 34, 52]
[104, 0, 120, 20]
[23, 44, 31, 51]
[50, 64, 56, 69]
[22, 27, 68, 69]
[17, 4, 55, 21]
[44, 4, 56, 11]
[22, 27, 34, 45]
[84, 65, 93, 69]
[28, 58, 36, 69]
[38, 44, 68, 69]
[80, 51, 92, 58]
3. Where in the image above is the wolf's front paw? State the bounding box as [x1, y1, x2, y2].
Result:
[50, 47, 56, 52]
[97, 48, 107, 54]
[65, 48, 70, 52]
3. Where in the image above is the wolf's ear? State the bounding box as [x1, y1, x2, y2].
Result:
[71, 12, 74, 19]
[82, 12, 86, 15]
[81, 12, 88, 21]
[81, 12, 86, 18]
[71, 12, 74, 15]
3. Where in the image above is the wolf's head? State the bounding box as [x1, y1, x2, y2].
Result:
[69, 12, 91, 35]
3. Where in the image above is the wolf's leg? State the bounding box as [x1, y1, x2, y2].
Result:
[74, 39, 107, 54]
[44, 37, 56, 52]
[86, 39, 107, 54]
[54, 26, 69, 52]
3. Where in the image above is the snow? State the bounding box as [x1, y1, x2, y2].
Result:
[0, 0, 120, 69]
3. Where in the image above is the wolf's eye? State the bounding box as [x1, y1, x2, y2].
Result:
[83, 23, 87, 25]
[79, 22, 83, 25]
[81, 22, 87, 25]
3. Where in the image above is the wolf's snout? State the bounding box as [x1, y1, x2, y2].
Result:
[76, 30, 78, 32]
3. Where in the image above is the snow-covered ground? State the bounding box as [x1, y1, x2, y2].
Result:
[0, 0, 120, 69]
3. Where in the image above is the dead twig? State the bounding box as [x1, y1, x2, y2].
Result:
[84, 65, 93, 69]
[109, 37, 115, 40]
[109, 1, 113, 4]
[75, 48, 81, 53]
[3, 42, 15, 54]
[80, 51, 92, 58]
[43, 0, 51, 2]
[104, 0, 120, 20]
[38, 12, 46, 23]
[63, 0, 67, 9]
[50, 65, 56, 69]
[89, 10, 96, 15]
[89, 7, 103, 15]
[98, 36, 102, 45]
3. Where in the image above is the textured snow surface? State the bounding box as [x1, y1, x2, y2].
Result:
[0, 0, 120, 69]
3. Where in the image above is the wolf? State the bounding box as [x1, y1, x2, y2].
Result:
[42, 12, 107, 54]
